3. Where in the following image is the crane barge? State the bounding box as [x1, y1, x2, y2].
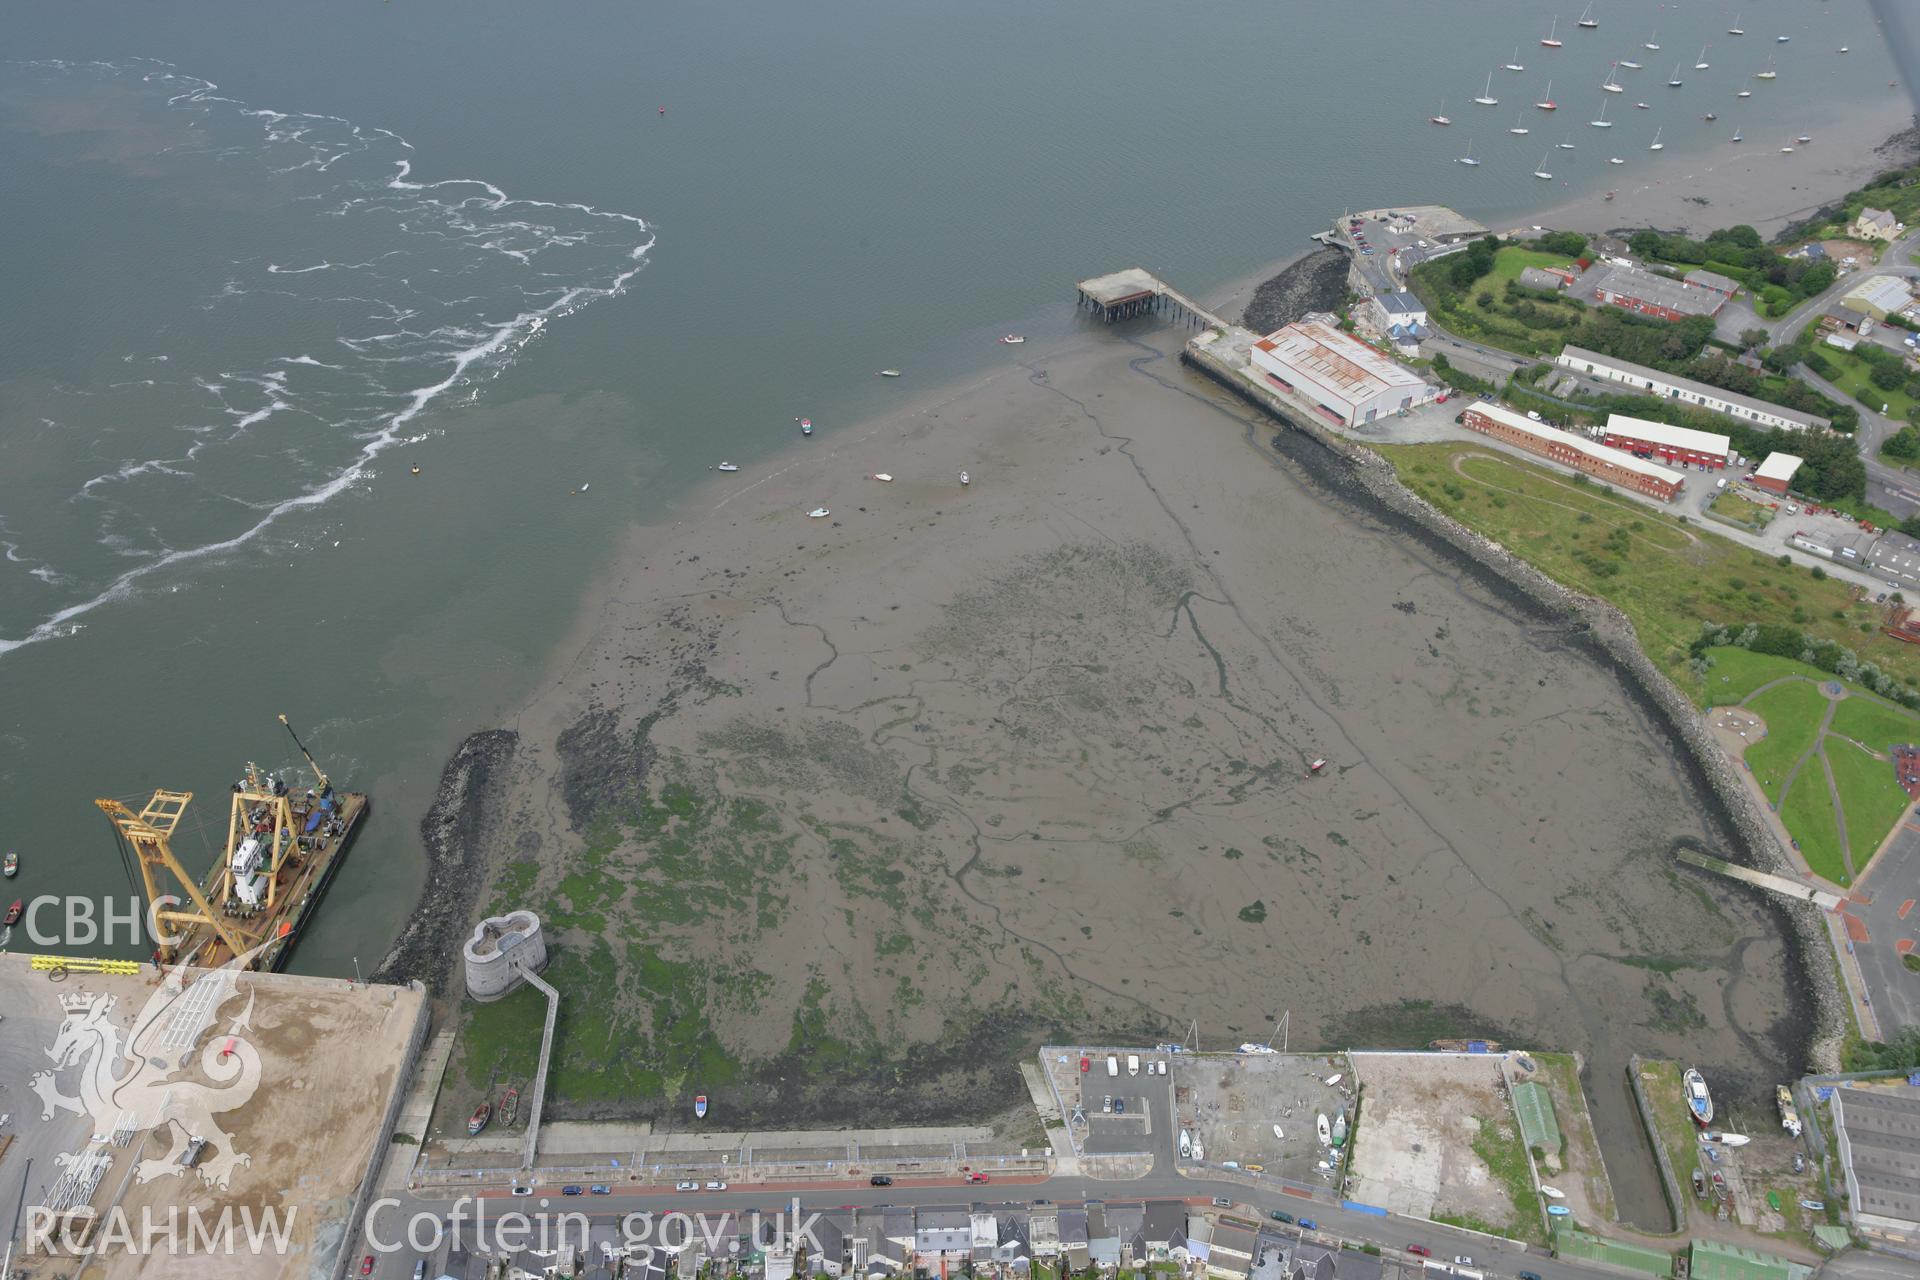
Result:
[96, 715, 368, 972]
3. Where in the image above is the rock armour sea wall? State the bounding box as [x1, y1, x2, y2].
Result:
[1182, 345, 1845, 1072]
[374, 728, 520, 995]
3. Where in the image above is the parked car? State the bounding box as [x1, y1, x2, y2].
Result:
[1269, 1211, 1294, 1224]
[510, 1185, 533, 1197]
[1518, 1271, 1543, 1280]
[870, 1176, 894, 1186]
[360, 1258, 375, 1277]
[1102, 1095, 1112, 1113]
[966, 1173, 990, 1184]
[1244, 1163, 1263, 1173]
[1211, 1197, 1233, 1208]
[676, 1181, 699, 1192]
[1080, 1056, 1090, 1073]
[1297, 1219, 1317, 1231]
[415, 1263, 428, 1280]
[1453, 1257, 1474, 1268]
[705, 1180, 728, 1191]
[589, 1185, 611, 1195]
[561, 1185, 583, 1196]
[1406, 1244, 1431, 1257]
[1114, 1098, 1125, 1114]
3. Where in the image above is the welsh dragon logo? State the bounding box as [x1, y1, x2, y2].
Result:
[29, 943, 272, 1190]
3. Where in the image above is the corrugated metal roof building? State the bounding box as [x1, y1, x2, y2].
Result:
[1250, 321, 1434, 427]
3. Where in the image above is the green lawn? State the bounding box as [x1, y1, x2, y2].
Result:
[1781, 767, 1850, 885]
[1820, 342, 1917, 422]
[1827, 737, 1912, 874]
[1743, 679, 1833, 802]
[1699, 647, 1835, 704]
[1707, 490, 1774, 532]
[1416, 248, 1590, 357]
[1379, 444, 1920, 696]
[1830, 694, 1920, 752]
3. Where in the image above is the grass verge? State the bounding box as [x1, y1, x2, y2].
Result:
[1780, 766, 1850, 885]
[1828, 736, 1911, 875]
[1743, 679, 1831, 802]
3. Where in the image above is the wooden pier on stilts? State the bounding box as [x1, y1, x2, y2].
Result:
[1075, 268, 1225, 329]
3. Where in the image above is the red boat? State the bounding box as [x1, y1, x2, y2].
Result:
[499, 1087, 520, 1128]
[3, 899, 20, 926]
[467, 1101, 491, 1136]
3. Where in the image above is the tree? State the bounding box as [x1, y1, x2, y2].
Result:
[1885, 426, 1920, 461]
[1797, 260, 1837, 296]
[1738, 327, 1770, 352]
[1872, 362, 1906, 391]
[1536, 230, 1588, 257]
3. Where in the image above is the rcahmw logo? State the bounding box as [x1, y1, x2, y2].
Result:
[25, 1204, 298, 1258]
[6, 894, 186, 948]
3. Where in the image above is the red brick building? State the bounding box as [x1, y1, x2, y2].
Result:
[1589, 265, 1728, 321]
[1460, 403, 1685, 501]
[1600, 413, 1730, 469]
[1752, 452, 1804, 495]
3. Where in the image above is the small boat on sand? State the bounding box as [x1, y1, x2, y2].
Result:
[1181, 1129, 1194, 1158]
[870, 473, 893, 482]
[468, 1101, 491, 1136]
[1000, 335, 1026, 345]
[807, 507, 830, 519]
[499, 1087, 519, 1127]
[1330, 1113, 1349, 1147]
[1325, 1073, 1342, 1086]
[1706, 1131, 1750, 1146]
[716, 462, 739, 472]
[798, 417, 813, 435]
[694, 1094, 708, 1120]
[1541, 1185, 1566, 1199]
[878, 369, 902, 378]
[1271, 1124, 1284, 1140]
[959, 471, 970, 486]
[1309, 758, 1328, 774]
[1547, 1204, 1572, 1217]
[2, 852, 16, 878]
[1316, 1113, 1331, 1146]
[1685, 1068, 1714, 1126]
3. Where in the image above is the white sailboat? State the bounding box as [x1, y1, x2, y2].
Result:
[1180, 1129, 1193, 1159]
[1669, 63, 1684, 87]
[1536, 81, 1557, 110]
[1609, 155, 1624, 164]
[1504, 47, 1526, 72]
[1576, 2, 1597, 29]
[1532, 151, 1554, 179]
[1737, 89, 1752, 98]
[1731, 129, 1743, 142]
[1316, 1113, 1332, 1146]
[1695, 45, 1711, 69]
[1601, 64, 1624, 93]
[1620, 56, 1642, 70]
[1430, 99, 1453, 126]
[1458, 137, 1482, 165]
[1474, 71, 1499, 106]
[1649, 127, 1664, 151]
[1557, 133, 1576, 150]
[1510, 113, 1531, 135]
[1756, 57, 1777, 80]
[808, 507, 830, 518]
[1645, 31, 1660, 50]
[1591, 100, 1613, 127]
[1541, 16, 1563, 48]
[1541, 1185, 1568, 1199]
[1728, 14, 1745, 36]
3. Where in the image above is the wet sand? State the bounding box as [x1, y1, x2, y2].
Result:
[472, 309, 1801, 1227]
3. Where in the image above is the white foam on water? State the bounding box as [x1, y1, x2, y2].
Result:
[0, 58, 655, 658]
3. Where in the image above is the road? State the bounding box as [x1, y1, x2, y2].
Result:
[1773, 225, 1920, 348]
[1790, 361, 1920, 517]
[362, 1172, 1632, 1280]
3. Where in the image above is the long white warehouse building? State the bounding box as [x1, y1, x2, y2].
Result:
[1555, 345, 1831, 432]
[1251, 321, 1436, 428]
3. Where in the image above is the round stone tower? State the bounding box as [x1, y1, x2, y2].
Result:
[462, 909, 547, 1002]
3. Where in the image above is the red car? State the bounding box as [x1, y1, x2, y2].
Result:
[1079, 1057, 1090, 1073]
[966, 1173, 989, 1184]
[360, 1257, 375, 1276]
[1406, 1245, 1431, 1258]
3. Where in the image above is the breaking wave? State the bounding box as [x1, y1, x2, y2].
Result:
[0, 59, 653, 657]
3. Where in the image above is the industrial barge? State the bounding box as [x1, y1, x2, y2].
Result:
[97, 715, 367, 971]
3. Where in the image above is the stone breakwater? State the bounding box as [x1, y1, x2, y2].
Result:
[374, 728, 519, 995]
[1239, 249, 1350, 334]
[1183, 343, 1844, 1073]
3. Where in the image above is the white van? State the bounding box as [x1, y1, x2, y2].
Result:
[1107, 1055, 1119, 1077]
[1715, 478, 1727, 490]
[1127, 1054, 1140, 1076]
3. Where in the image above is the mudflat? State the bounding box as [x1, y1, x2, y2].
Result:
[462, 317, 1793, 1160]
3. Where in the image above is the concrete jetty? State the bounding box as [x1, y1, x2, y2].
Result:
[1076, 268, 1225, 327]
[1675, 847, 1843, 909]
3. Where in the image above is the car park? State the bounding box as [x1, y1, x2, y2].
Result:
[870, 1176, 893, 1186]
[676, 1181, 699, 1192]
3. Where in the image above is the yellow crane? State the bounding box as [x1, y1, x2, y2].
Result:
[95, 789, 250, 966]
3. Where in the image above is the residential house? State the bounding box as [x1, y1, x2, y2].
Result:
[878, 1209, 914, 1273]
[1853, 207, 1901, 242]
[1206, 1222, 1257, 1280]
[1131, 1200, 1190, 1262]
[915, 1208, 974, 1266]
[1517, 266, 1570, 292]
[1057, 1208, 1090, 1272]
[1248, 1238, 1293, 1280]
[990, 1205, 1033, 1267]
[1028, 1207, 1061, 1260]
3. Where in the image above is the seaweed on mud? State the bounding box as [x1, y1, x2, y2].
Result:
[555, 706, 658, 832]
